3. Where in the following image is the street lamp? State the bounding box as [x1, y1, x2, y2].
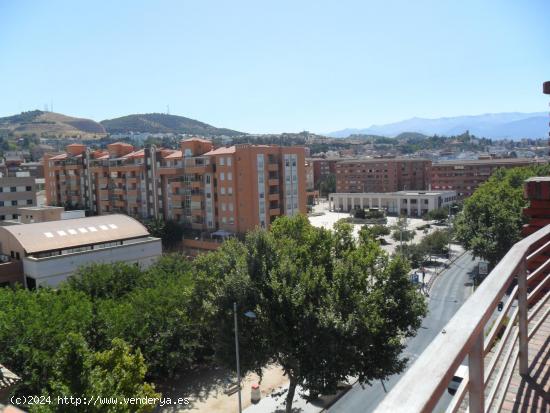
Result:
[447, 204, 459, 259]
[234, 302, 257, 413]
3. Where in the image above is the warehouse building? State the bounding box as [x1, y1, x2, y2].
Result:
[0, 214, 161, 288]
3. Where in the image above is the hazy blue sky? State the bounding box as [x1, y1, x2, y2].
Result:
[1, 0, 548, 133]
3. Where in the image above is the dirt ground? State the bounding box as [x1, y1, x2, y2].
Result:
[156, 364, 288, 413]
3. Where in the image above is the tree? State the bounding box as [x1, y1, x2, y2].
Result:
[454, 165, 550, 267]
[144, 217, 184, 250]
[64, 262, 145, 300]
[318, 174, 336, 197]
[201, 215, 426, 413]
[33, 334, 159, 413]
[421, 229, 450, 257]
[94, 262, 202, 378]
[424, 207, 449, 222]
[358, 224, 390, 244]
[0, 287, 93, 396]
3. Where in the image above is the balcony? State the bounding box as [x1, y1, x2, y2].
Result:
[376, 224, 550, 413]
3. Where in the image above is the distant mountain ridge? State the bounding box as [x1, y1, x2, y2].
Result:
[327, 112, 548, 139]
[100, 113, 243, 136]
[0, 110, 106, 138]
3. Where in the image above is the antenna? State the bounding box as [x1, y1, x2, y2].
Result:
[166, 105, 170, 115]
[51, 100, 53, 113]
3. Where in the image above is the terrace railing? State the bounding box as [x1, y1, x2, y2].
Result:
[376, 224, 550, 413]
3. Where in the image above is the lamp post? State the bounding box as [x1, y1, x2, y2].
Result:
[448, 204, 458, 259]
[233, 303, 257, 413]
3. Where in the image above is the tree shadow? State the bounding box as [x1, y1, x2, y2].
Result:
[154, 365, 234, 412]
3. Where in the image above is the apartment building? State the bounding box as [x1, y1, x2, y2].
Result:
[335, 158, 431, 193]
[430, 158, 538, 199]
[309, 158, 338, 187]
[44, 139, 307, 235]
[0, 177, 36, 221]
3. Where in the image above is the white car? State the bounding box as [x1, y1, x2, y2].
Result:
[448, 365, 468, 395]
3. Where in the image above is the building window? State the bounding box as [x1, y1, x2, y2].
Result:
[0, 201, 3, 207]
[10, 187, 16, 192]
[219, 157, 225, 166]
[227, 157, 232, 166]
[220, 172, 225, 181]
[228, 187, 233, 195]
[27, 199, 33, 205]
[228, 172, 232, 181]
[221, 187, 226, 195]
[26, 186, 32, 191]
[11, 200, 17, 206]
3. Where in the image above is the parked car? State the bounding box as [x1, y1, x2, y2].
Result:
[448, 365, 468, 395]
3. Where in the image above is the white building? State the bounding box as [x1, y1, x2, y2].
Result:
[0, 214, 162, 288]
[328, 190, 457, 217]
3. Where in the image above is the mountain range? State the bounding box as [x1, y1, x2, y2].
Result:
[100, 113, 242, 136]
[0, 111, 243, 139]
[0, 110, 107, 139]
[327, 112, 549, 139]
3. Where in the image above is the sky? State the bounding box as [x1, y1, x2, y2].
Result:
[0, 0, 549, 134]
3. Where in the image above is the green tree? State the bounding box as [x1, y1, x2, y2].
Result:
[0, 287, 93, 395]
[421, 229, 450, 256]
[65, 262, 145, 300]
[96, 273, 201, 377]
[358, 224, 390, 244]
[454, 165, 550, 267]
[33, 334, 159, 413]
[424, 207, 449, 222]
[145, 218, 184, 250]
[202, 215, 426, 413]
[318, 174, 336, 197]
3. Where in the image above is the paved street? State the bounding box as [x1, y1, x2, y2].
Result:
[328, 251, 479, 413]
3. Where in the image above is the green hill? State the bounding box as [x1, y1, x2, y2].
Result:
[100, 113, 243, 136]
[0, 110, 107, 139]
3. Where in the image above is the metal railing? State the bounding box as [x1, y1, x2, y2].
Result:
[376, 224, 550, 413]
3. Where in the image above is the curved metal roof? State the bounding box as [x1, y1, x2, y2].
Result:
[0, 214, 150, 254]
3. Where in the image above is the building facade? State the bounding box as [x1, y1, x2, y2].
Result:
[328, 190, 457, 217]
[430, 158, 538, 199]
[0, 176, 36, 221]
[335, 158, 431, 193]
[310, 158, 338, 188]
[45, 139, 307, 234]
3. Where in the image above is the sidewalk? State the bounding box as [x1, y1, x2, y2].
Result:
[244, 382, 351, 413]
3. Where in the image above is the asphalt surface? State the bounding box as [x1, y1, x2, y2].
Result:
[328, 251, 479, 413]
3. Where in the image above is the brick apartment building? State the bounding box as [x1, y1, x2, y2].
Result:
[44, 139, 306, 234]
[335, 158, 431, 193]
[309, 158, 338, 187]
[430, 158, 538, 199]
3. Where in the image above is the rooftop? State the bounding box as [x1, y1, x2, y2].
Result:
[433, 158, 536, 166]
[0, 214, 150, 254]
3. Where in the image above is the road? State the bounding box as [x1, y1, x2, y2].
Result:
[329, 251, 479, 413]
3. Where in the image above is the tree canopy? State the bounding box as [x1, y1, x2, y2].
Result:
[199, 215, 426, 412]
[454, 164, 550, 267]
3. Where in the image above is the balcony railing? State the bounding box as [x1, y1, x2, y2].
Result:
[376, 224, 550, 413]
